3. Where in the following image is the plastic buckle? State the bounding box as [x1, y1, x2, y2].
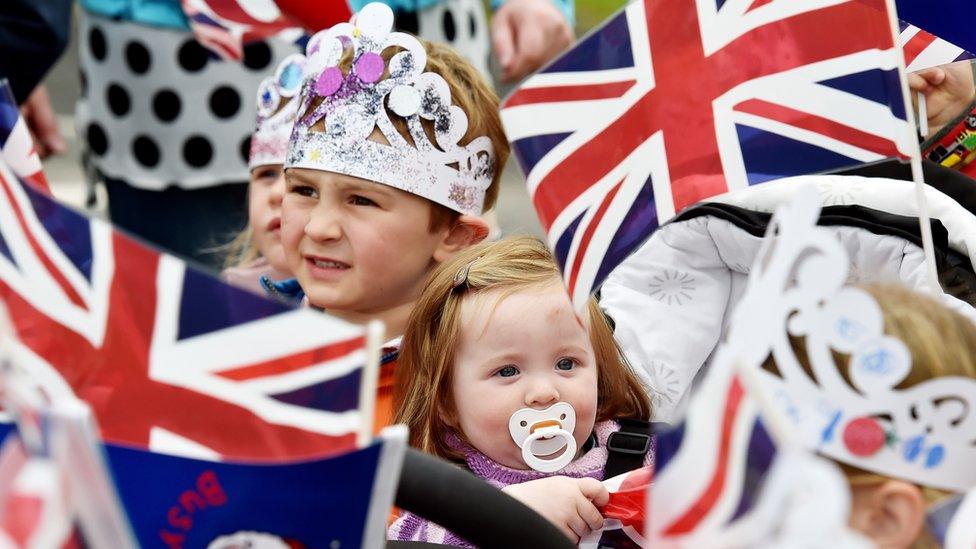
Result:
[606, 431, 651, 455]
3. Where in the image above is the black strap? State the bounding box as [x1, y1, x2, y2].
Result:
[603, 418, 652, 479]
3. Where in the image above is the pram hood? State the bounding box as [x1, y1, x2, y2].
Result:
[600, 174, 976, 422]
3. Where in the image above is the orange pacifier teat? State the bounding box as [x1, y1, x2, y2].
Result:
[508, 402, 577, 473]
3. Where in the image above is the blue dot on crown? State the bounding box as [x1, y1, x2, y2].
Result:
[279, 63, 303, 93]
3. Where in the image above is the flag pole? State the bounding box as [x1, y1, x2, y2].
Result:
[357, 320, 384, 447]
[887, 0, 941, 295]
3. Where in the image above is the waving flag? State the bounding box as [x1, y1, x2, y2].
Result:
[501, 0, 916, 307]
[181, 0, 352, 60]
[899, 20, 975, 72]
[649, 366, 773, 542]
[107, 428, 405, 549]
[0, 81, 48, 192]
[927, 489, 976, 549]
[580, 466, 650, 548]
[896, 0, 976, 60]
[0, 343, 406, 549]
[0, 148, 382, 461]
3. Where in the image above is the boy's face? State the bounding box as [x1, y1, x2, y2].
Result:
[248, 165, 288, 273]
[281, 168, 446, 315]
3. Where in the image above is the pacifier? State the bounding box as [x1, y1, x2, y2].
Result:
[508, 402, 577, 473]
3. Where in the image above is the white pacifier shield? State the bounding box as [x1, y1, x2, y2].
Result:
[509, 402, 577, 473]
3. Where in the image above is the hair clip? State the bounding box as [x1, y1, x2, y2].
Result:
[452, 256, 482, 291]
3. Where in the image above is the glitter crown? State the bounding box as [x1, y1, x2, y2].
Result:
[285, 2, 495, 216]
[250, 52, 308, 169]
[723, 187, 976, 492]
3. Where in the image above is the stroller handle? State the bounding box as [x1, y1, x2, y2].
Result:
[390, 448, 575, 549]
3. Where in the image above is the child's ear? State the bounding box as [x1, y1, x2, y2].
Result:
[432, 214, 489, 263]
[848, 479, 925, 548]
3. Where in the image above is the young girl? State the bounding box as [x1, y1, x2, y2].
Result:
[823, 284, 976, 548]
[389, 236, 652, 545]
[222, 54, 306, 292]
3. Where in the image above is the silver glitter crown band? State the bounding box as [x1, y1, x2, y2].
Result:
[284, 2, 495, 216]
[250, 53, 308, 169]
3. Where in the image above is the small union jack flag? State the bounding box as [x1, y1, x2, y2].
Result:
[899, 20, 975, 72]
[180, 0, 351, 60]
[895, 0, 976, 61]
[501, 0, 917, 307]
[0, 95, 381, 460]
[0, 81, 48, 193]
[927, 488, 976, 549]
[580, 466, 650, 548]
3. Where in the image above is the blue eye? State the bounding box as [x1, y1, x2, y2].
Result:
[556, 358, 577, 371]
[497, 365, 519, 378]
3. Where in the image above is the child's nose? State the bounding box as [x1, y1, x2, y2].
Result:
[525, 381, 559, 408]
[269, 176, 285, 206]
[305, 204, 343, 241]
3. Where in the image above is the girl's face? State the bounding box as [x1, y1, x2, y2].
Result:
[448, 281, 599, 470]
[249, 164, 288, 272]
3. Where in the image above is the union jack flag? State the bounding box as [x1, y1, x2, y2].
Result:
[580, 466, 650, 548]
[501, 0, 917, 307]
[181, 0, 351, 60]
[0, 134, 381, 461]
[648, 366, 773, 544]
[899, 20, 975, 72]
[895, 0, 976, 60]
[0, 81, 48, 193]
[927, 488, 976, 549]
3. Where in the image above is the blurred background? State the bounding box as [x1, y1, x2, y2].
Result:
[40, 0, 627, 247]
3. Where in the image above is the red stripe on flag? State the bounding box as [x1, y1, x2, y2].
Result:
[566, 179, 623, 296]
[746, 0, 775, 13]
[217, 335, 366, 381]
[504, 81, 637, 109]
[903, 30, 937, 66]
[663, 376, 745, 536]
[0, 171, 86, 309]
[734, 98, 904, 159]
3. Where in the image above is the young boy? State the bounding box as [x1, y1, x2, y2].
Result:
[279, 3, 509, 427]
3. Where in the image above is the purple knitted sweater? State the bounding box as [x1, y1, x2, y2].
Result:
[387, 420, 654, 547]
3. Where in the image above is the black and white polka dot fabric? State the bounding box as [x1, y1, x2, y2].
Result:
[76, 12, 301, 190]
[398, 0, 490, 77]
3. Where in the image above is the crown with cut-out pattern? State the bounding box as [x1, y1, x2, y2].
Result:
[249, 53, 308, 169]
[284, 2, 495, 216]
[723, 187, 976, 492]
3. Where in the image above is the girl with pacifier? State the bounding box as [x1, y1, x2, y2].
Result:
[389, 236, 652, 545]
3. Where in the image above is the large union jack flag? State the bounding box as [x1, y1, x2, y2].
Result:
[501, 0, 917, 307]
[899, 20, 975, 72]
[0, 110, 380, 460]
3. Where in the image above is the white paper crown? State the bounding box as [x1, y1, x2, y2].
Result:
[284, 2, 496, 216]
[724, 187, 976, 492]
[250, 53, 308, 169]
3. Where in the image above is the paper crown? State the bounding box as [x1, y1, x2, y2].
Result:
[250, 53, 308, 169]
[284, 2, 495, 216]
[723, 187, 976, 493]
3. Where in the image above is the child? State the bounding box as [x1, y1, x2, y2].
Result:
[823, 284, 976, 548]
[389, 236, 652, 545]
[279, 3, 509, 428]
[280, 2, 507, 335]
[223, 53, 307, 292]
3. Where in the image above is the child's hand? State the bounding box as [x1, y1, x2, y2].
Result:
[909, 61, 976, 138]
[501, 476, 609, 541]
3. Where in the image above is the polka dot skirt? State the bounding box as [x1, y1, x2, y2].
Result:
[76, 11, 301, 190]
[403, 0, 490, 77]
